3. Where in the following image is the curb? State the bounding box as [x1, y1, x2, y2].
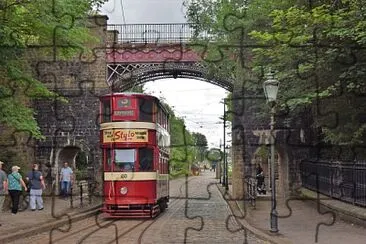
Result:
[217, 185, 292, 244]
[0, 204, 101, 244]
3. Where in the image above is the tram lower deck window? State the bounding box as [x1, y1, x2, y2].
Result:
[115, 149, 135, 172]
[139, 148, 153, 171]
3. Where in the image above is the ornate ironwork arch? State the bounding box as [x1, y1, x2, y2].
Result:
[107, 62, 234, 92]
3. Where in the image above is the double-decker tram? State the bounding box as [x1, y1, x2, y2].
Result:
[99, 92, 170, 218]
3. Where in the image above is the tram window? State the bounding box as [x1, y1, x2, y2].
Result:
[139, 148, 153, 172]
[115, 149, 135, 172]
[104, 149, 112, 171]
[139, 99, 153, 122]
[102, 100, 111, 122]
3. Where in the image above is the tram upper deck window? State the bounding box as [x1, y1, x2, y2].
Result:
[139, 98, 153, 122]
[101, 99, 111, 122]
[115, 149, 135, 172]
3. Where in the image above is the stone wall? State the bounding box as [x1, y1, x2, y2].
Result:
[33, 16, 109, 192]
[231, 87, 316, 200]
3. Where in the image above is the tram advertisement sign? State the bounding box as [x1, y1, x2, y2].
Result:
[103, 129, 148, 143]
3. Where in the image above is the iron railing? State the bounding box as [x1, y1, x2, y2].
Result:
[245, 177, 257, 207]
[107, 23, 208, 44]
[300, 160, 366, 207]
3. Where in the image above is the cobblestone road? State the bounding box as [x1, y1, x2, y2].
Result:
[14, 171, 266, 244]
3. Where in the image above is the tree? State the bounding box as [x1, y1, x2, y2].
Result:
[185, 0, 366, 152]
[192, 132, 208, 162]
[0, 0, 107, 139]
[249, 0, 366, 147]
[159, 100, 205, 176]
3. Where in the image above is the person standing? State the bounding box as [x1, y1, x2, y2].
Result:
[26, 163, 45, 211]
[7, 166, 27, 214]
[60, 162, 73, 199]
[256, 164, 265, 194]
[0, 161, 8, 226]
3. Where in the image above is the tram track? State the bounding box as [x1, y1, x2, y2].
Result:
[13, 176, 195, 244]
[25, 187, 186, 244]
[13, 173, 260, 244]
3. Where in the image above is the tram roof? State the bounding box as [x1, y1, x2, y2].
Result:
[100, 92, 171, 116]
[101, 92, 156, 98]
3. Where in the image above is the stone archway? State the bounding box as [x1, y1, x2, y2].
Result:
[251, 131, 290, 201]
[54, 144, 92, 193]
[57, 146, 81, 169]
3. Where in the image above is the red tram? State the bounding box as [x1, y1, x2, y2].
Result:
[99, 92, 170, 218]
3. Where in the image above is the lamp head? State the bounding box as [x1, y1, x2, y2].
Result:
[263, 71, 279, 105]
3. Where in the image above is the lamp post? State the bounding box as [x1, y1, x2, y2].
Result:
[223, 98, 229, 190]
[263, 70, 280, 233]
[219, 139, 222, 184]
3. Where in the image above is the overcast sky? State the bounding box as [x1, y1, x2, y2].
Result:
[144, 79, 230, 149]
[100, 0, 187, 24]
[99, 0, 230, 149]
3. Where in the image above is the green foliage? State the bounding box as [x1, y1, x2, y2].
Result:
[0, 0, 107, 139]
[126, 85, 145, 93]
[75, 151, 88, 170]
[255, 144, 269, 160]
[192, 132, 208, 162]
[161, 100, 209, 176]
[185, 0, 366, 147]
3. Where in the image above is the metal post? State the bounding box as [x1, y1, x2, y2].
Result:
[270, 106, 279, 233]
[219, 140, 222, 183]
[70, 185, 73, 208]
[80, 184, 83, 207]
[223, 100, 226, 188]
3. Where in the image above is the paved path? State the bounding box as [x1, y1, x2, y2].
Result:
[235, 190, 366, 244]
[0, 190, 100, 240]
[11, 171, 266, 244]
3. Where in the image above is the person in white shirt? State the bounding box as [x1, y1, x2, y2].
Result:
[60, 162, 73, 199]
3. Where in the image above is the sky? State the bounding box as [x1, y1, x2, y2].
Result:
[100, 0, 187, 24]
[99, 0, 230, 148]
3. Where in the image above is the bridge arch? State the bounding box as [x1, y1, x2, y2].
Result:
[109, 63, 234, 92]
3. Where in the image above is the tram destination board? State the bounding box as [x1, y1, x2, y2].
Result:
[102, 129, 148, 143]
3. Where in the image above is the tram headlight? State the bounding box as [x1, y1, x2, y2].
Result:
[120, 186, 128, 195]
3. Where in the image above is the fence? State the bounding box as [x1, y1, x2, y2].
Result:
[107, 23, 209, 44]
[245, 177, 257, 207]
[300, 160, 366, 207]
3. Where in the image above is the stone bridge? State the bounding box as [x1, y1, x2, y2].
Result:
[34, 15, 312, 199]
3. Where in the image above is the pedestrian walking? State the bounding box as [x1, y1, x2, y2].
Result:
[60, 162, 73, 199]
[7, 166, 27, 214]
[0, 161, 8, 226]
[26, 163, 45, 211]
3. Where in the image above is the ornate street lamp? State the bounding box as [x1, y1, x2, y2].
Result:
[263, 70, 279, 233]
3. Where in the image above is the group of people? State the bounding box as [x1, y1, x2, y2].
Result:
[0, 160, 74, 221]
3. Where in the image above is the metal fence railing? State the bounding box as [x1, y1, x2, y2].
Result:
[107, 23, 209, 44]
[300, 160, 366, 207]
[245, 177, 257, 207]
